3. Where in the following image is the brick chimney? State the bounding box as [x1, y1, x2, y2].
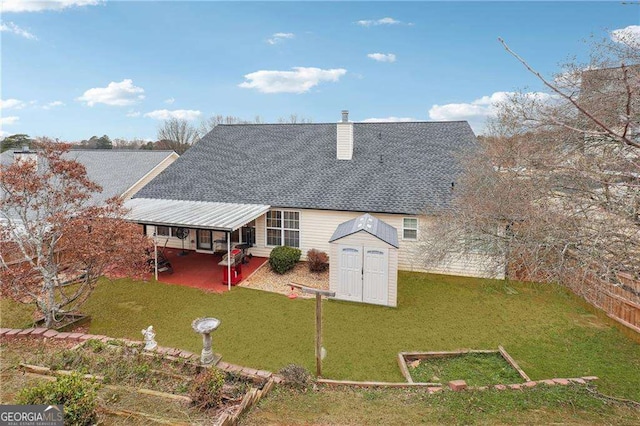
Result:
[336, 110, 353, 160]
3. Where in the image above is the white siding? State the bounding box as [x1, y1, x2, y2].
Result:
[252, 209, 504, 280]
[121, 153, 179, 200]
[145, 226, 229, 253]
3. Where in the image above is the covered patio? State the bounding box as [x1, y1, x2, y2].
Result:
[155, 248, 267, 292]
[125, 198, 271, 291]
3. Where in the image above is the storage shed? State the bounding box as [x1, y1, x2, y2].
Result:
[329, 214, 399, 307]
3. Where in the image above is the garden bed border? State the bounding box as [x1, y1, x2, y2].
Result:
[397, 346, 597, 392]
[0, 327, 283, 386]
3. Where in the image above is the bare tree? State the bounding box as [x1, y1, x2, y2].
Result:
[157, 118, 200, 154]
[277, 113, 313, 124]
[419, 35, 639, 290]
[197, 115, 252, 138]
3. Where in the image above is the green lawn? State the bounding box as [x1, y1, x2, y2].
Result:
[243, 386, 640, 426]
[3, 272, 639, 401]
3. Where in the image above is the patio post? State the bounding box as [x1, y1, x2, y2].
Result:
[227, 233, 231, 291]
[153, 230, 158, 281]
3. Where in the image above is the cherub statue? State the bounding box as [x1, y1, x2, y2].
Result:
[141, 325, 157, 350]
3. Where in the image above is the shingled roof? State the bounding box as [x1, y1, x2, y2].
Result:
[135, 121, 477, 215]
[1, 149, 177, 205]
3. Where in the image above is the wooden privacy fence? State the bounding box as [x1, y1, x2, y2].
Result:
[575, 272, 640, 334]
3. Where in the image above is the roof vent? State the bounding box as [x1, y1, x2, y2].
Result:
[337, 110, 353, 160]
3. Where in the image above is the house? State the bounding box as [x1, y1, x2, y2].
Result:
[126, 111, 504, 282]
[1, 149, 179, 205]
[0, 149, 179, 264]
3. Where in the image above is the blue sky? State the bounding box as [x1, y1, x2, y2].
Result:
[1, 1, 638, 141]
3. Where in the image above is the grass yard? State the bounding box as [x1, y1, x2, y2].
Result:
[2, 272, 639, 402]
[243, 385, 640, 426]
[409, 353, 524, 386]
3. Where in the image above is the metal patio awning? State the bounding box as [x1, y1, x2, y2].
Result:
[124, 198, 270, 232]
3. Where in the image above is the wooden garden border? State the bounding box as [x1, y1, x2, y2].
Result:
[397, 347, 530, 384]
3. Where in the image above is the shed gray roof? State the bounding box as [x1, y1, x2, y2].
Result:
[135, 121, 477, 214]
[1, 150, 176, 205]
[329, 213, 399, 248]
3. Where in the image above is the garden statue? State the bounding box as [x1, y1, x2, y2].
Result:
[141, 325, 157, 351]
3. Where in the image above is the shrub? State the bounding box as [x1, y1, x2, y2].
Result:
[16, 373, 99, 426]
[269, 246, 301, 274]
[189, 367, 225, 410]
[278, 364, 312, 391]
[307, 249, 329, 273]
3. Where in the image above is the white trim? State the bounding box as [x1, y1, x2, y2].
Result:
[120, 152, 179, 200]
[265, 209, 301, 248]
[402, 217, 418, 241]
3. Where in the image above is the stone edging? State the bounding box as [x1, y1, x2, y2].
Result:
[0, 327, 283, 385]
[447, 376, 599, 392]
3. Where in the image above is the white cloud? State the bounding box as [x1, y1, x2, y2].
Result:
[0, 22, 37, 39]
[1, 0, 102, 13]
[77, 79, 145, 106]
[0, 98, 26, 110]
[356, 17, 402, 27]
[367, 53, 396, 63]
[126, 110, 141, 118]
[611, 25, 640, 49]
[144, 109, 202, 121]
[428, 91, 555, 132]
[1, 116, 20, 126]
[163, 97, 175, 104]
[42, 100, 65, 110]
[362, 117, 418, 123]
[267, 32, 294, 45]
[239, 67, 347, 94]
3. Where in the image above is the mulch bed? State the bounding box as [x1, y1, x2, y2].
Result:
[240, 261, 329, 297]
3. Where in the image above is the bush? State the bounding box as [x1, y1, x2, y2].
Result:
[269, 246, 301, 274]
[189, 367, 225, 410]
[278, 364, 312, 391]
[307, 249, 329, 273]
[16, 373, 99, 426]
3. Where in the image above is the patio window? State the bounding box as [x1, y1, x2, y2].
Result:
[266, 210, 300, 247]
[156, 226, 179, 237]
[402, 218, 418, 240]
[197, 229, 212, 250]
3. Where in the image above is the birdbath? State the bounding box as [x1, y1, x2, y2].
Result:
[192, 317, 220, 365]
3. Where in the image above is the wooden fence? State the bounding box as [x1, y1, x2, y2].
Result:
[570, 272, 640, 334]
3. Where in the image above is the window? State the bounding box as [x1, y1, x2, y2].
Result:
[403, 218, 418, 240]
[197, 229, 212, 250]
[266, 210, 300, 247]
[156, 226, 179, 237]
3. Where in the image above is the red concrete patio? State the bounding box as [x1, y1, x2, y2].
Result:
[154, 248, 268, 292]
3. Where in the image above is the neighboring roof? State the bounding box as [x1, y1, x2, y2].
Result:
[124, 198, 270, 232]
[1, 150, 177, 205]
[329, 213, 399, 248]
[135, 121, 477, 215]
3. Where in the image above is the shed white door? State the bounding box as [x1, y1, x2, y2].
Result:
[337, 245, 389, 306]
[338, 246, 363, 302]
[362, 247, 388, 306]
